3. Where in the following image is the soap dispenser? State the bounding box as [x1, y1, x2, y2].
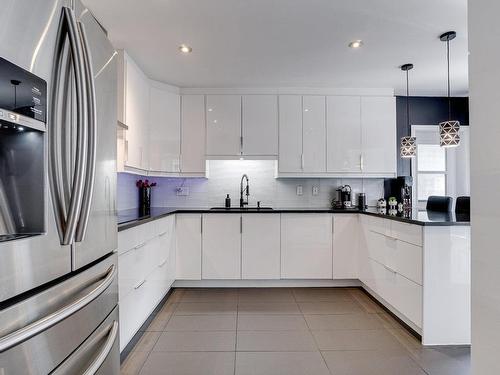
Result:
[225, 194, 231, 208]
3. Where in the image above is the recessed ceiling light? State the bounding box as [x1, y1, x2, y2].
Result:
[179, 44, 192, 54]
[348, 40, 363, 49]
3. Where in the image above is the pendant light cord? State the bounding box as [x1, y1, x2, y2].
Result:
[447, 39, 451, 120]
[406, 69, 410, 133]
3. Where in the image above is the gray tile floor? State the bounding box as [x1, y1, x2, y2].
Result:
[121, 288, 471, 375]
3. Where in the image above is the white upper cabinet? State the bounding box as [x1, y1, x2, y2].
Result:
[118, 51, 150, 170]
[149, 82, 180, 173]
[181, 95, 206, 174]
[242, 95, 278, 157]
[206, 95, 242, 157]
[327, 96, 362, 173]
[361, 96, 397, 176]
[278, 95, 303, 172]
[302, 96, 327, 173]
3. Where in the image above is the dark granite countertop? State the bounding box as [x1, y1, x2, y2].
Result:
[118, 206, 469, 231]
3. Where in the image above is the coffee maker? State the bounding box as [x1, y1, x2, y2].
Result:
[384, 176, 412, 209]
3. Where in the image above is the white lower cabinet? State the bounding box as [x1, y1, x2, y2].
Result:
[241, 214, 281, 279]
[176, 214, 202, 280]
[280, 213, 333, 279]
[332, 214, 359, 279]
[118, 217, 177, 351]
[360, 217, 423, 329]
[202, 214, 241, 279]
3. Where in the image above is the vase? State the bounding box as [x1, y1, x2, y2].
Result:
[138, 187, 151, 216]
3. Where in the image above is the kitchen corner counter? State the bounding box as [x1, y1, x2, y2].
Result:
[117, 206, 469, 231]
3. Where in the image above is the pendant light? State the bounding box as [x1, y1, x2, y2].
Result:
[439, 31, 460, 147]
[400, 63, 416, 158]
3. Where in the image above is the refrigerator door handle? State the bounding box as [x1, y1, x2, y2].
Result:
[0, 264, 116, 353]
[52, 321, 119, 375]
[75, 20, 97, 243]
[49, 7, 88, 245]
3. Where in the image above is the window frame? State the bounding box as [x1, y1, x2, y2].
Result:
[411, 125, 449, 207]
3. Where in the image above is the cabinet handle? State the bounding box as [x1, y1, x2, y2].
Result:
[383, 265, 397, 274]
[332, 217, 334, 234]
[240, 136, 243, 151]
[134, 242, 146, 250]
[159, 231, 168, 237]
[134, 279, 146, 289]
[360, 153, 364, 171]
[301, 154, 304, 170]
[200, 216, 203, 234]
[158, 259, 167, 268]
[240, 216, 243, 233]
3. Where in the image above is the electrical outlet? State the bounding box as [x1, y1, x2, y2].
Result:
[296, 185, 303, 196]
[176, 186, 189, 196]
[312, 186, 319, 196]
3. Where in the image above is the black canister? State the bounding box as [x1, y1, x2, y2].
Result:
[358, 193, 367, 211]
[225, 194, 231, 208]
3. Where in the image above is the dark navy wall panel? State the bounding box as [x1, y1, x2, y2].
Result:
[396, 96, 469, 176]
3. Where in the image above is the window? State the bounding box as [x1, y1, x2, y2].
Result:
[416, 144, 447, 200]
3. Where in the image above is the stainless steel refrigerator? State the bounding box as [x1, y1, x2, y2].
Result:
[0, 0, 119, 373]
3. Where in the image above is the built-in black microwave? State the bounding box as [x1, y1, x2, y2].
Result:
[0, 57, 47, 131]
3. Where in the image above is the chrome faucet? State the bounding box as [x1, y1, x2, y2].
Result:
[240, 174, 250, 208]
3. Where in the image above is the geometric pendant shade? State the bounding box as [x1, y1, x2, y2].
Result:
[401, 136, 417, 157]
[439, 120, 460, 147]
[399, 63, 416, 157]
[439, 31, 460, 148]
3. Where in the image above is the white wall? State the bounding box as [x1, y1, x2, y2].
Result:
[469, 0, 500, 373]
[117, 160, 385, 210]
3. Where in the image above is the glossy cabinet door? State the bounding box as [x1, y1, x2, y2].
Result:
[202, 214, 241, 279]
[241, 214, 281, 279]
[302, 96, 327, 173]
[181, 95, 206, 174]
[206, 95, 241, 157]
[360, 96, 397, 176]
[281, 213, 333, 279]
[122, 52, 150, 170]
[327, 96, 362, 173]
[278, 95, 303, 172]
[176, 214, 202, 280]
[149, 83, 180, 173]
[242, 95, 278, 156]
[332, 214, 359, 279]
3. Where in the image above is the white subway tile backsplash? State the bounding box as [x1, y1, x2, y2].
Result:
[117, 160, 385, 210]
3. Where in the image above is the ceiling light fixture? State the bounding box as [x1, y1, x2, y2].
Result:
[400, 63, 416, 158]
[179, 44, 192, 54]
[348, 40, 363, 49]
[439, 31, 460, 148]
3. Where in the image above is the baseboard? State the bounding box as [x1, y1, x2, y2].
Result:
[173, 279, 361, 288]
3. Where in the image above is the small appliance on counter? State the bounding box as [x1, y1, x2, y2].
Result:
[341, 185, 352, 208]
[357, 193, 367, 211]
[332, 185, 353, 209]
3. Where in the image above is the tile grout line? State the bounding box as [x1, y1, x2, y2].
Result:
[300, 290, 343, 375]
[136, 291, 182, 375]
[234, 288, 240, 375]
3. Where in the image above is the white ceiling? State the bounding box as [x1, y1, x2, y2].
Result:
[84, 0, 468, 96]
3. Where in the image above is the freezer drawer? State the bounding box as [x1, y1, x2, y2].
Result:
[0, 253, 118, 374]
[52, 306, 119, 375]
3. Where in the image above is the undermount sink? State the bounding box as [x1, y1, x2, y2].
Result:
[210, 207, 274, 211]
